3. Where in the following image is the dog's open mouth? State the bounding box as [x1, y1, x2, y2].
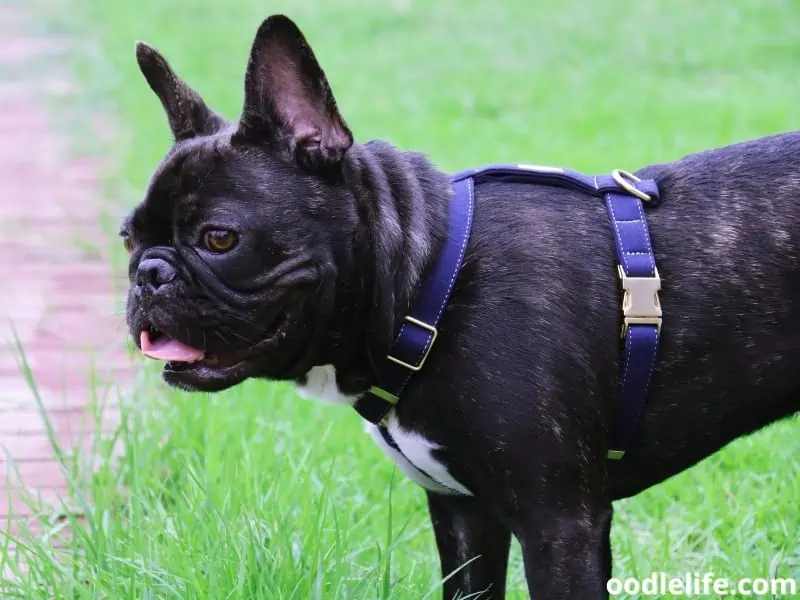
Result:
[140, 327, 205, 364]
[137, 306, 295, 391]
[140, 325, 252, 371]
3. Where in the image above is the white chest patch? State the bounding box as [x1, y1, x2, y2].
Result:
[295, 366, 472, 496]
[295, 365, 355, 405]
[366, 411, 472, 495]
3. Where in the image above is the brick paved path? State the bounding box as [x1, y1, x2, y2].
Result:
[0, 5, 133, 527]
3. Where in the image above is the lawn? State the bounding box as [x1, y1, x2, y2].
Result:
[4, 0, 799, 598]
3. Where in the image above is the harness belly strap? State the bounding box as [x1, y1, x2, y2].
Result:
[603, 184, 662, 458]
[354, 163, 662, 461]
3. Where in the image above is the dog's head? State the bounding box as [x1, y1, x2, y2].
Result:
[123, 15, 361, 392]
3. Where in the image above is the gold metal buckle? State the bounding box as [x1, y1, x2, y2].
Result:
[607, 449, 625, 460]
[386, 316, 438, 372]
[618, 265, 662, 338]
[611, 169, 652, 203]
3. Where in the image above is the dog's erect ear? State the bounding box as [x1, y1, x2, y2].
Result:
[236, 15, 353, 169]
[135, 41, 226, 141]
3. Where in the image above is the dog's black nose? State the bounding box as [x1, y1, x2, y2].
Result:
[136, 258, 176, 290]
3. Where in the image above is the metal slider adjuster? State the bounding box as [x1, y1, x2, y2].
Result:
[386, 316, 439, 372]
[617, 265, 662, 338]
[368, 386, 399, 405]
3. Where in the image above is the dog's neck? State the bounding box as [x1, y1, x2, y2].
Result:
[308, 140, 452, 395]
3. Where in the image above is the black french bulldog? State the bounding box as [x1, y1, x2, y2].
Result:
[122, 14, 800, 599]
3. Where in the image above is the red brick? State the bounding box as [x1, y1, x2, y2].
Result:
[0, 10, 134, 528]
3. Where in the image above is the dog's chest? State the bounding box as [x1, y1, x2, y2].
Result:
[296, 365, 472, 496]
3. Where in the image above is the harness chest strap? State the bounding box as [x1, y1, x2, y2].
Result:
[354, 164, 662, 461]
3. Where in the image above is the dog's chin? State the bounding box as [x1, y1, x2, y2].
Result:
[162, 357, 253, 392]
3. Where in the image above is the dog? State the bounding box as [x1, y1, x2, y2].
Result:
[122, 14, 800, 599]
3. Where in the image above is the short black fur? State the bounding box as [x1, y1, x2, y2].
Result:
[124, 14, 800, 599]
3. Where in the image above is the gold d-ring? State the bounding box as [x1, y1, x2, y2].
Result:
[611, 169, 652, 203]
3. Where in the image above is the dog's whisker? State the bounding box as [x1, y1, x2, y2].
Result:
[224, 328, 259, 346]
[214, 330, 232, 347]
[218, 310, 267, 332]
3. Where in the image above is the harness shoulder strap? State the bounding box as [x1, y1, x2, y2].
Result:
[354, 176, 475, 424]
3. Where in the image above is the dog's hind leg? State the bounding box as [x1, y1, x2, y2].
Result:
[426, 492, 511, 599]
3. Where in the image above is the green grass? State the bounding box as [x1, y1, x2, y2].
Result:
[3, 0, 800, 598]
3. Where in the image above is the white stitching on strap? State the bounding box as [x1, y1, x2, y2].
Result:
[606, 194, 630, 272]
[635, 195, 656, 276]
[625, 326, 660, 448]
[435, 178, 473, 323]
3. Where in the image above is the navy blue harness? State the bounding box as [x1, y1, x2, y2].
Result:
[355, 164, 662, 463]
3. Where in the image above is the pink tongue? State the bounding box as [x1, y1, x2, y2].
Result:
[140, 330, 205, 362]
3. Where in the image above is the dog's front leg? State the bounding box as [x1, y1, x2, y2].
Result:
[427, 491, 511, 599]
[516, 500, 613, 599]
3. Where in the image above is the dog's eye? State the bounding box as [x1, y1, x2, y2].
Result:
[202, 229, 238, 253]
